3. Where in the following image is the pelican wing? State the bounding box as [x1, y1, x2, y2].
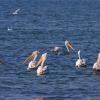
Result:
[23, 54, 35, 64]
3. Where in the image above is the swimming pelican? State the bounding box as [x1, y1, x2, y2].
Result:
[75, 50, 86, 68]
[93, 53, 100, 74]
[12, 8, 20, 15]
[36, 53, 47, 76]
[65, 40, 74, 52]
[50, 40, 74, 55]
[23, 51, 39, 70]
[50, 46, 62, 55]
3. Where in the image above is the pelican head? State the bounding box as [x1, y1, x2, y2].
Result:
[78, 50, 80, 55]
[42, 53, 47, 58]
[65, 40, 74, 52]
[23, 50, 39, 64]
[54, 47, 61, 52]
[32, 51, 39, 55]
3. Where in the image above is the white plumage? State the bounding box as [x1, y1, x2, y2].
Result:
[36, 53, 48, 76]
[75, 50, 86, 68]
[51, 46, 62, 55]
[27, 61, 36, 70]
[12, 8, 20, 15]
[37, 66, 48, 76]
[23, 51, 39, 70]
[93, 53, 100, 74]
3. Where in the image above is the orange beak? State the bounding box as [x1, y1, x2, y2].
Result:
[68, 42, 74, 50]
[23, 51, 39, 64]
[36, 54, 47, 67]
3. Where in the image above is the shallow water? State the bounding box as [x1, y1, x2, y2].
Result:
[0, 0, 100, 100]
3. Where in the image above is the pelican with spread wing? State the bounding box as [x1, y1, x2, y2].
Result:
[36, 53, 47, 76]
[23, 51, 39, 70]
[93, 53, 100, 74]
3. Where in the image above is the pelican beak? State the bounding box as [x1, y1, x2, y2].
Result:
[23, 54, 35, 64]
[93, 68, 97, 74]
[36, 57, 43, 67]
[36, 53, 47, 67]
[67, 42, 74, 50]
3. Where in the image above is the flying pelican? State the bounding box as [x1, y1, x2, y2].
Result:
[75, 50, 86, 68]
[93, 53, 100, 74]
[12, 8, 20, 15]
[36, 53, 47, 76]
[50, 40, 74, 55]
[23, 51, 39, 70]
[65, 40, 74, 52]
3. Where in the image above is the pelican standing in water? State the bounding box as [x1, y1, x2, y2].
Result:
[75, 50, 86, 68]
[36, 53, 47, 76]
[12, 8, 20, 15]
[23, 51, 39, 70]
[93, 53, 100, 74]
[65, 40, 74, 52]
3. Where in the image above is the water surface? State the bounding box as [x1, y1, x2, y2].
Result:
[0, 0, 100, 100]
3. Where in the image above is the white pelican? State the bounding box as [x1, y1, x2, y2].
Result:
[12, 8, 20, 15]
[93, 53, 100, 74]
[36, 53, 47, 76]
[23, 51, 39, 70]
[65, 40, 74, 52]
[75, 50, 86, 68]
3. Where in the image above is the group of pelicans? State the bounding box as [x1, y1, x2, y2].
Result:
[6, 8, 100, 76]
[23, 40, 100, 76]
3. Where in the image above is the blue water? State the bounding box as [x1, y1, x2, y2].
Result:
[0, 0, 100, 100]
